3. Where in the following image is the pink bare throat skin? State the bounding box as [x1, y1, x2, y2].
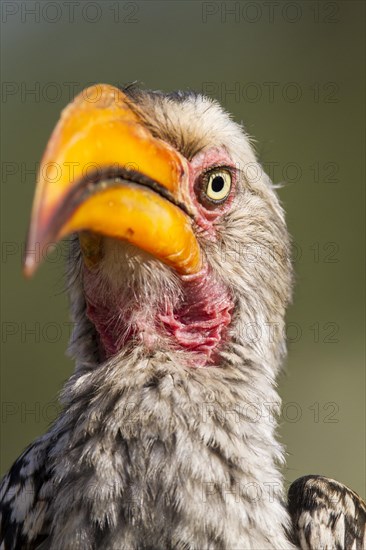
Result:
[83, 264, 233, 367]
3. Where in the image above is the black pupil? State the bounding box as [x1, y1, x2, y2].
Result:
[211, 175, 225, 193]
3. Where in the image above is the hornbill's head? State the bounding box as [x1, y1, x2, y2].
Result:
[25, 84, 292, 372]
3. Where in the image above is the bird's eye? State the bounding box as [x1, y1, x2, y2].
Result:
[201, 169, 232, 205]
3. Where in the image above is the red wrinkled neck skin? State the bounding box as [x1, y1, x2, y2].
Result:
[83, 264, 233, 367]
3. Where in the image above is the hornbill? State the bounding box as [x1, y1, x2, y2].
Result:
[0, 84, 365, 549]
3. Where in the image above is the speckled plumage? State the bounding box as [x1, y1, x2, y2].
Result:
[0, 87, 364, 549]
[288, 475, 366, 549]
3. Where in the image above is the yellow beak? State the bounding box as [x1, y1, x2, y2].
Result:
[24, 84, 202, 277]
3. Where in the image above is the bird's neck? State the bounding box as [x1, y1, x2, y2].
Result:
[58, 241, 293, 546]
[82, 262, 234, 366]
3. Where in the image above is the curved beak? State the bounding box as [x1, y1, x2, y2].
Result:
[24, 84, 202, 277]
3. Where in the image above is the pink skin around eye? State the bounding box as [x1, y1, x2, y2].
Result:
[188, 147, 237, 235]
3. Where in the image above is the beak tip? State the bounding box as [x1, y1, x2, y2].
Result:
[22, 253, 37, 278]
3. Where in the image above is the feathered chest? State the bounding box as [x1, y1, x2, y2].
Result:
[17, 354, 292, 549]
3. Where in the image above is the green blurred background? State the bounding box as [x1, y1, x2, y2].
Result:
[1, 1, 365, 498]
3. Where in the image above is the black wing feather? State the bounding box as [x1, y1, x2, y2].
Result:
[0, 440, 51, 550]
